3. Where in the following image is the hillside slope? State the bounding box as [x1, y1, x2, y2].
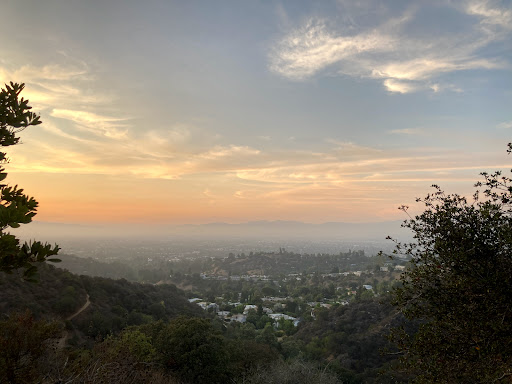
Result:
[0, 263, 204, 343]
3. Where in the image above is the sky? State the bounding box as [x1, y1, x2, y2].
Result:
[1, 0, 511, 225]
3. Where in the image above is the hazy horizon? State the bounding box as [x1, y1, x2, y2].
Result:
[13, 219, 409, 241]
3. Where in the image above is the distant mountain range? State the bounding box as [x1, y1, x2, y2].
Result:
[176, 220, 409, 240]
[12, 219, 410, 242]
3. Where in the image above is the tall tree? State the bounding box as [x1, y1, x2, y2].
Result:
[0, 82, 59, 280]
[389, 145, 512, 383]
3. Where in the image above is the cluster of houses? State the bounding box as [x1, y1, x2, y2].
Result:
[200, 273, 272, 282]
[188, 298, 301, 327]
[187, 264, 407, 328]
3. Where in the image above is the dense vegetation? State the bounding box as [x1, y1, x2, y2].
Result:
[0, 271, 302, 382]
[0, 279, 405, 383]
[0, 263, 203, 339]
[388, 162, 512, 383]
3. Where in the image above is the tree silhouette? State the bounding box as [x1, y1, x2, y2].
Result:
[389, 145, 512, 383]
[0, 82, 60, 280]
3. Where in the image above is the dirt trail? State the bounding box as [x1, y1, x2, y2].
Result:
[66, 294, 90, 321]
[57, 294, 90, 349]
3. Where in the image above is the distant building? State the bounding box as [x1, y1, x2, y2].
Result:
[217, 311, 230, 319]
[268, 313, 299, 326]
[243, 305, 258, 314]
[230, 314, 247, 323]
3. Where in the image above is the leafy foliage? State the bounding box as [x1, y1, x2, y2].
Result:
[46, 328, 180, 384]
[389, 145, 512, 383]
[0, 263, 204, 344]
[237, 359, 340, 384]
[0, 311, 61, 384]
[150, 317, 230, 383]
[0, 263, 87, 318]
[0, 82, 59, 279]
[292, 297, 407, 383]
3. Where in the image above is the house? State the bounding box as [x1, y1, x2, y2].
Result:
[230, 314, 247, 323]
[263, 296, 287, 302]
[217, 311, 230, 319]
[188, 298, 202, 303]
[243, 305, 258, 314]
[268, 313, 299, 327]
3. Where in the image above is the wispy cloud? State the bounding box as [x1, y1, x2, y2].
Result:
[465, 0, 512, 29]
[497, 120, 512, 129]
[383, 79, 418, 94]
[199, 145, 261, 160]
[269, 19, 395, 80]
[51, 109, 129, 139]
[0, 61, 110, 110]
[388, 128, 424, 135]
[270, 1, 511, 93]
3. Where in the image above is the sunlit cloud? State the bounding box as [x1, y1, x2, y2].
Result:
[383, 79, 418, 94]
[234, 190, 245, 199]
[269, 19, 395, 80]
[0, 63, 88, 83]
[326, 140, 381, 156]
[0, 61, 111, 110]
[465, 0, 512, 29]
[269, 2, 510, 92]
[200, 145, 261, 160]
[51, 109, 129, 139]
[40, 121, 94, 144]
[203, 189, 214, 198]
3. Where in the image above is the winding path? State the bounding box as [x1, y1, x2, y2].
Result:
[57, 294, 90, 349]
[66, 294, 90, 321]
